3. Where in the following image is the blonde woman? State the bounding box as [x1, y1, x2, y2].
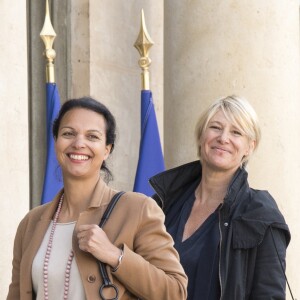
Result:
[150, 95, 290, 300]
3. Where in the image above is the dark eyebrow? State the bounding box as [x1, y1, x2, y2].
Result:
[87, 129, 104, 135]
[60, 127, 104, 135]
[60, 126, 74, 130]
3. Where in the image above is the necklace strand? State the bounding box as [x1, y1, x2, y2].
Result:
[43, 194, 74, 300]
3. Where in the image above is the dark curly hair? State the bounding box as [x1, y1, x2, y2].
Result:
[53, 96, 116, 181]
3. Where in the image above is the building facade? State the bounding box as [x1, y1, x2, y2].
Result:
[1, 1, 299, 298]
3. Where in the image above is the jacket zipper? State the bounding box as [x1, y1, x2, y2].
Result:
[218, 206, 223, 299]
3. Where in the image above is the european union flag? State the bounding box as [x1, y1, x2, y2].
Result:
[41, 83, 63, 204]
[133, 90, 165, 196]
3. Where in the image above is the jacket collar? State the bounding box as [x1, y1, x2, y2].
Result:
[150, 161, 202, 211]
[150, 160, 249, 212]
[39, 178, 113, 221]
[39, 190, 64, 221]
[88, 177, 113, 208]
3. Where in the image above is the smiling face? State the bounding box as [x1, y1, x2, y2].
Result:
[55, 108, 112, 180]
[200, 110, 255, 174]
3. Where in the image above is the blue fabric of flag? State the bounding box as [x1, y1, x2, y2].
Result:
[41, 83, 63, 204]
[133, 90, 165, 196]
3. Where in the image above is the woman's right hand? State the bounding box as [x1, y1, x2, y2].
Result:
[77, 224, 121, 268]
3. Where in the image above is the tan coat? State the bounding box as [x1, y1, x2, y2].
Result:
[7, 179, 187, 300]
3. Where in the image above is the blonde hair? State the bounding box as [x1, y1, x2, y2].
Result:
[195, 95, 261, 166]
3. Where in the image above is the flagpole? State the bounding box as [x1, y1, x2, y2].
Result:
[40, 0, 56, 83]
[134, 9, 154, 90]
[133, 10, 165, 196]
[40, 0, 63, 203]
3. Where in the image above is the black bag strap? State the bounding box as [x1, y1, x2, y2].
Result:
[98, 191, 125, 300]
[270, 226, 296, 300]
[99, 191, 125, 228]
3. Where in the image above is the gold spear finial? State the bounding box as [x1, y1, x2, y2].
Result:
[40, 0, 56, 83]
[134, 9, 154, 90]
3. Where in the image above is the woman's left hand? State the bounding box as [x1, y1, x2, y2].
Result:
[77, 224, 121, 268]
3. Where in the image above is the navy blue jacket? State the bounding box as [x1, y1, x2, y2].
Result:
[150, 160, 291, 300]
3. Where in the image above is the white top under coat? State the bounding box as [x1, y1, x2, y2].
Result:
[32, 221, 86, 300]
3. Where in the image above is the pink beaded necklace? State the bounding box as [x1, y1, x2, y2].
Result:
[43, 194, 75, 300]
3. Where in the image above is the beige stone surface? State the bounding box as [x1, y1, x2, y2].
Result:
[0, 1, 29, 298]
[87, 0, 164, 191]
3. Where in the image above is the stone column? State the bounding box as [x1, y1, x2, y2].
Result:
[164, 1, 299, 298]
[0, 1, 29, 298]
[86, 0, 164, 191]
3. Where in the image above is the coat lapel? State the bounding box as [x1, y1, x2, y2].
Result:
[72, 179, 118, 300]
[20, 192, 63, 295]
